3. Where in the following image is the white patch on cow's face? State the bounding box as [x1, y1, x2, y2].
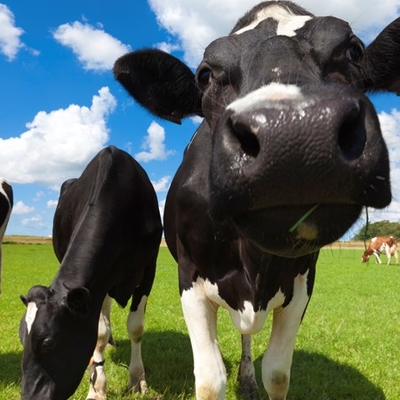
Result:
[228, 83, 304, 114]
[25, 302, 38, 334]
[234, 4, 312, 37]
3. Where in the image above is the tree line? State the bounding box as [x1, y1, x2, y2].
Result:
[352, 220, 400, 241]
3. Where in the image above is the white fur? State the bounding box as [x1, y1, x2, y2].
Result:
[234, 4, 312, 37]
[228, 83, 304, 114]
[25, 302, 38, 334]
[181, 270, 310, 400]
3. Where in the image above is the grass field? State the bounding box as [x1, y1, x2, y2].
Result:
[1, 243, 399, 399]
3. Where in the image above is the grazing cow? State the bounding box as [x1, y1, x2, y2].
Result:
[19, 146, 162, 400]
[362, 236, 399, 265]
[0, 178, 13, 294]
[114, 1, 398, 399]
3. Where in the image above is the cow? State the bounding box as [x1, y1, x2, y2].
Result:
[113, 1, 398, 399]
[0, 178, 13, 294]
[19, 146, 162, 400]
[362, 236, 399, 265]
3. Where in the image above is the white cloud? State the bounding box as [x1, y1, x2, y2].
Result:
[368, 108, 400, 222]
[148, 0, 400, 67]
[135, 121, 175, 162]
[156, 41, 181, 54]
[53, 21, 131, 71]
[0, 86, 116, 185]
[12, 200, 34, 215]
[21, 214, 46, 230]
[152, 176, 171, 192]
[0, 3, 24, 61]
[47, 199, 58, 209]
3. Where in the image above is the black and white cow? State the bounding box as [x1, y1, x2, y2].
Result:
[114, 1, 398, 399]
[0, 178, 13, 293]
[19, 146, 162, 400]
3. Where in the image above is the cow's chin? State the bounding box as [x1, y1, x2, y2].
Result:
[232, 204, 362, 257]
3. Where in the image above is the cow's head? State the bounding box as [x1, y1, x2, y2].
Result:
[361, 252, 370, 263]
[19, 284, 95, 399]
[114, 1, 398, 256]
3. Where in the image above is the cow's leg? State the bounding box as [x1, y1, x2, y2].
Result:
[395, 249, 399, 265]
[262, 272, 310, 400]
[87, 295, 112, 400]
[373, 251, 382, 264]
[181, 282, 226, 400]
[238, 334, 259, 399]
[127, 295, 147, 394]
[384, 245, 391, 265]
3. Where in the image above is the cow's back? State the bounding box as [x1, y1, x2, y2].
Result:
[52, 145, 162, 307]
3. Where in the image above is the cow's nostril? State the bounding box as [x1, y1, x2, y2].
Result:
[337, 103, 366, 161]
[230, 115, 260, 158]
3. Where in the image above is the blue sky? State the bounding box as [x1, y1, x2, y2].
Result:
[0, 0, 399, 239]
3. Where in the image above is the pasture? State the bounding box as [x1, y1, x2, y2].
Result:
[0, 242, 399, 399]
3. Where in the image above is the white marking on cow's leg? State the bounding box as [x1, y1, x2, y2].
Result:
[238, 334, 258, 397]
[394, 247, 399, 265]
[25, 302, 38, 334]
[385, 244, 391, 265]
[262, 271, 310, 400]
[373, 251, 382, 264]
[181, 281, 226, 400]
[127, 295, 147, 394]
[86, 295, 112, 400]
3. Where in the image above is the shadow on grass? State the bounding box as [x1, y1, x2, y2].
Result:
[113, 331, 384, 399]
[0, 334, 384, 400]
[249, 349, 385, 400]
[0, 351, 22, 385]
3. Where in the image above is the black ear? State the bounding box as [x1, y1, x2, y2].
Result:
[64, 287, 91, 318]
[113, 49, 202, 124]
[20, 295, 28, 306]
[362, 17, 400, 94]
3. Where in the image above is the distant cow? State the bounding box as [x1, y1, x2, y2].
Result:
[114, 1, 397, 399]
[19, 146, 162, 400]
[362, 236, 398, 265]
[0, 178, 13, 293]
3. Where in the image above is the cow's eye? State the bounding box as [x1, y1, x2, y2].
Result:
[41, 337, 55, 353]
[197, 67, 213, 87]
[346, 41, 364, 63]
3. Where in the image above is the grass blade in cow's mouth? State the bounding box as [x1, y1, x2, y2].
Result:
[232, 204, 362, 257]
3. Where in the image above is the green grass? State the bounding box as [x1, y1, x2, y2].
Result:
[1, 244, 400, 399]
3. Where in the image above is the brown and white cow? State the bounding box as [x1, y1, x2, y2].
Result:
[362, 236, 398, 265]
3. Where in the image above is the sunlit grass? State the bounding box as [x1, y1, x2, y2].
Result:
[1, 244, 399, 399]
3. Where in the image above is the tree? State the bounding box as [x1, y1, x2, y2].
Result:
[352, 220, 400, 241]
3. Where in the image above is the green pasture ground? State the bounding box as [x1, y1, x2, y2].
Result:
[0, 244, 399, 399]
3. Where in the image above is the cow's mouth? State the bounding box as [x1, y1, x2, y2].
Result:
[232, 204, 362, 257]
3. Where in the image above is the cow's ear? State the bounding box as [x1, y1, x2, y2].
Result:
[361, 17, 400, 94]
[113, 49, 202, 124]
[20, 295, 28, 306]
[64, 287, 91, 318]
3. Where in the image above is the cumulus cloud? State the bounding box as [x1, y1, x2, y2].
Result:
[47, 199, 58, 209]
[148, 0, 400, 67]
[0, 87, 116, 185]
[135, 121, 175, 162]
[12, 200, 34, 215]
[0, 3, 24, 61]
[53, 21, 131, 71]
[152, 176, 171, 192]
[371, 108, 400, 222]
